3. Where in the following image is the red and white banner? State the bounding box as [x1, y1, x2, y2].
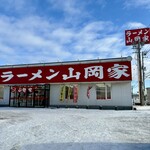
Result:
[87, 85, 92, 99]
[125, 28, 150, 46]
[73, 85, 78, 103]
[0, 61, 132, 84]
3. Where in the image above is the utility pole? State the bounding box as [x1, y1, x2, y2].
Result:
[142, 49, 150, 105]
[142, 52, 145, 104]
[125, 27, 150, 106]
[137, 41, 144, 105]
[133, 40, 144, 105]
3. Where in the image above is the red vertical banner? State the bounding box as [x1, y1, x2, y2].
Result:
[87, 85, 92, 99]
[73, 85, 78, 103]
[67, 86, 71, 100]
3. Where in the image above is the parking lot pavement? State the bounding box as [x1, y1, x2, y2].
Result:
[0, 107, 150, 150]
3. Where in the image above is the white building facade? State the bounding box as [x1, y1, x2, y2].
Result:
[0, 57, 132, 110]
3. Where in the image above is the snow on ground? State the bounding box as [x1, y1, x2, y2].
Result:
[0, 107, 150, 150]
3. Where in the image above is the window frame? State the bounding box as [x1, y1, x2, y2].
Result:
[96, 83, 111, 100]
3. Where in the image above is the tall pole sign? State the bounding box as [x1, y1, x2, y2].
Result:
[125, 28, 150, 106]
[125, 28, 150, 46]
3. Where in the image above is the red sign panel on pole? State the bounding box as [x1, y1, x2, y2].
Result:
[0, 61, 132, 84]
[125, 28, 150, 46]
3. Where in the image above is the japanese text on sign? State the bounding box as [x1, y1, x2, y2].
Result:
[0, 61, 132, 84]
[125, 28, 150, 46]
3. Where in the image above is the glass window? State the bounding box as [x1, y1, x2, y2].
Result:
[96, 83, 111, 100]
[0, 86, 4, 99]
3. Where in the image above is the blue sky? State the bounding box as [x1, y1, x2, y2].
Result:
[0, 0, 150, 93]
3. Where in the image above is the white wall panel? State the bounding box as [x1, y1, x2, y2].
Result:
[50, 82, 132, 107]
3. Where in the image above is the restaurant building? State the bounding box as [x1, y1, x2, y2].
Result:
[0, 56, 132, 109]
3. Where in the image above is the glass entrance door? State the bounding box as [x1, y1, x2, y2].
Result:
[34, 89, 45, 107]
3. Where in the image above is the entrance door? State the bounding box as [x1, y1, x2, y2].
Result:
[34, 89, 45, 107]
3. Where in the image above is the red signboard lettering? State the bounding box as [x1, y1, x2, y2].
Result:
[125, 28, 150, 46]
[0, 61, 132, 84]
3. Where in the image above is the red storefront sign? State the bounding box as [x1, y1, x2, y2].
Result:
[11, 86, 36, 93]
[125, 28, 150, 46]
[0, 61, 132, 84]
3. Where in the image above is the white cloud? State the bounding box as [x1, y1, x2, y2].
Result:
[81, 21, 114, 33]
[2, 14, 138, 66]
[0, 16, 124, 65]
[123, 22, 146, 29]
[47, 0, 106, 15]
[124, 0, 150, 9]
[51, 28, 75, 44]
[0, 15, 63, 64]
[45, 0, 107, 25]
[72, 21, 119, 54]
[47, 0, 81, 15]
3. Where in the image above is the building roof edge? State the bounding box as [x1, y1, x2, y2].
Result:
[0, 56, 132, 68]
